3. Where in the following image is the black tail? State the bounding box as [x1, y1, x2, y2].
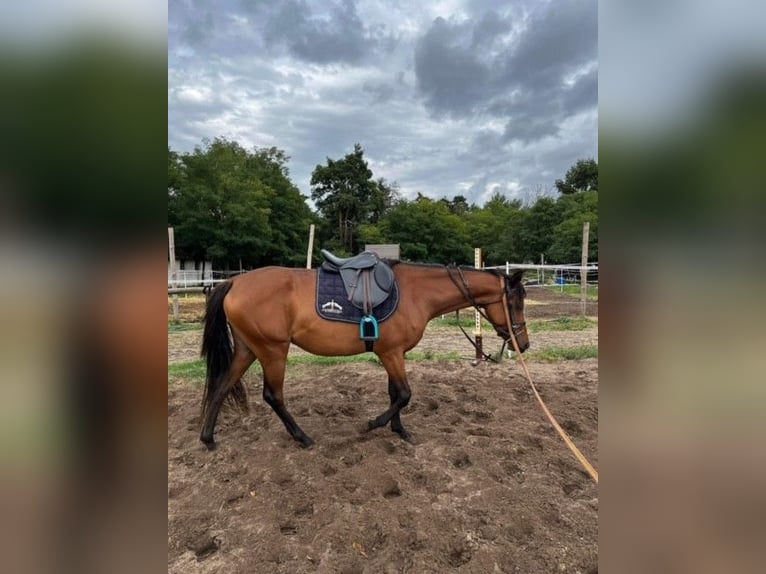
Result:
[200, 281, 247, 418]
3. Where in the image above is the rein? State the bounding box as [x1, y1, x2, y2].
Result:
[446, 265, 502, 362]
[446, 265, 525, 361]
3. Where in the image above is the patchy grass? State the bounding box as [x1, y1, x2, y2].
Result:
[168, 361, 208, 382]
[429, 315, 476, 328]
[168, 322, 203, 333]
[546, 284, 598, 301]
[525, 345, 598, 362]
[168, 351, 464, 384]
[431, 315, 596, 333]
[528, 317, 596, 333]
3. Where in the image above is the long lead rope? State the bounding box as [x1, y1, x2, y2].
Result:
[500, 281, 599, 484]
[447, 266, 599, 483]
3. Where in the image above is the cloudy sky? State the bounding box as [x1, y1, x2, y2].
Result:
[168, 0, 597, 205]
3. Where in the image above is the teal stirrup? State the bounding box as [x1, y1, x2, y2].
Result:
[359, 315, 379, 341]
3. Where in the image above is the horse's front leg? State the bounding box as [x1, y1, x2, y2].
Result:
[368, 352, 412, 441]
[388, 378, 413, 441]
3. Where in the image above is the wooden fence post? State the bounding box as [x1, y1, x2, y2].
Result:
[168, 227, 180, 323]
[580, 222, 590, 317]
[474, 248, 483, 360]
[306, 224, 315, 269]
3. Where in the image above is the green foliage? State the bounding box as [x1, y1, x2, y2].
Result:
[555, 158, 598, 194]
[380, 194, 472, 263]
[168, 138, 313, 268]
[466, 192, 524, 264]
[517, 196, 564, 262]
[168, 142, 598, 268]
[310, 144, 396, 253]
[547, 190, 598, 262]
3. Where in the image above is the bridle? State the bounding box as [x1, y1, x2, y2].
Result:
[446, 265, 526, 359]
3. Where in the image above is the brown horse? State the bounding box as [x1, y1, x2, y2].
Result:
[200, 262, 529, 449]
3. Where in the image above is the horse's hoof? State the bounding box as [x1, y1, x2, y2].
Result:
[393, 428, 414, 443]
[366, 420, 379, 432]
[298, 436, 315, 449]
[201, 439, 217, 451]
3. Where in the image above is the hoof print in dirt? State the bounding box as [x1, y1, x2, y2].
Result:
[380, 440, 397, 454]
[447, 536, 476, 567]
[187, 534, 220, 561]
[452, 452, 472, 469]
[382, 478, 402, 499]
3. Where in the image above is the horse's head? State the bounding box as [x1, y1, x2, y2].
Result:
[485, 269, 529, 352]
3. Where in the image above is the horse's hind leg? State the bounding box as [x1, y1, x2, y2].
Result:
[260, 352, 314, 448]
[200, 341, 255, 449]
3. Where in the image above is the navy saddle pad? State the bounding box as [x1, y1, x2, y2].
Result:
[315, 267, 399, 324]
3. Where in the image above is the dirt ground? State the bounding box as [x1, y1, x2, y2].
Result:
[168, 287, 598, 573]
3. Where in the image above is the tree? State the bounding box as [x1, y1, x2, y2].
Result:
[547, 190, 598, 262]
[169, 138, 313, 268]
[310, 144, 391, 253]
[555, 158, 598, 194]
[168, 147, 183, 227]
[439, 194, 470, 216]
[247, 146, 315, 266]
[517, 196, 564, 262]
[466, 192, 524, 264]
[172, 139, 273, 267]
[380, 194, 471, 263]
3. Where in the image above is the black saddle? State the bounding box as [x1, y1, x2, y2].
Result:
[320, 249, 395, 312]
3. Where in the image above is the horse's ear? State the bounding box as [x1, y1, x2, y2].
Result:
[509, 269, 524, 285]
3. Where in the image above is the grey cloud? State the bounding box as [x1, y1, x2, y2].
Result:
[414, 0, 597, 143]
[170, 0, 394, 65]
[414, 17, 491, 116]
[495, 69, 597, 144]
[563, 67, 598, 116]
[471, 10, 512, 48]
[181, 12, 214, 47]
[261, 0, 393, 64]
[169, 0, 218, 49]
[503, 116, 560, 144]
[362, 81, 396, 104]
[500, 0, 597, 90]
[169, 0, 597, 206]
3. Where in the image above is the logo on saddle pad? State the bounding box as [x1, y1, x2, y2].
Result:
[321, 299, 343, 314]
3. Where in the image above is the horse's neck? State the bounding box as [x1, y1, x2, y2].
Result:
[410, 267, 500, 318]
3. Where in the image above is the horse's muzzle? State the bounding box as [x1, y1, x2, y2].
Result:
[496, 327, 529, 352]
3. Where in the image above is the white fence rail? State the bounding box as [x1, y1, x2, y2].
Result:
[483, 262, 599, 287]
[168, 263, 599, 292]
[167, 270, 241, 293]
